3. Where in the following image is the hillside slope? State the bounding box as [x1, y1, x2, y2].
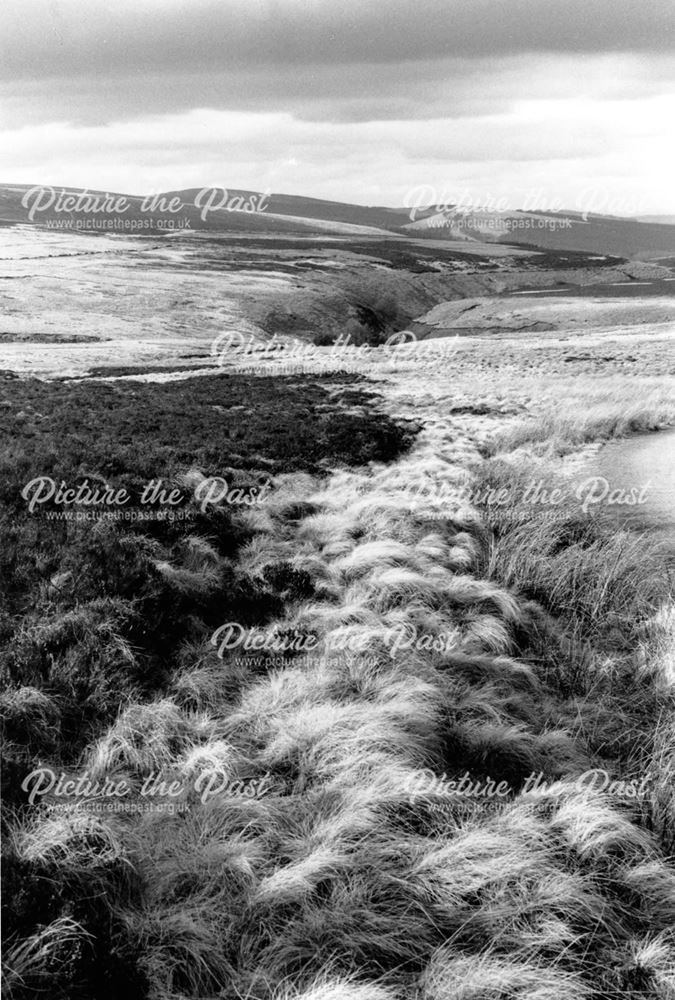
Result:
[3, 184, 675, 258]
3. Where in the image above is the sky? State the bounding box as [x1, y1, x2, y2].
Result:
[1, 0, 674, 213]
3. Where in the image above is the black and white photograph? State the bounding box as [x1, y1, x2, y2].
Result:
[1, 1, 674, 997]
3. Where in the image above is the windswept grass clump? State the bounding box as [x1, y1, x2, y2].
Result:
[2, 918, 93, 999]
[472, 458, 669, 647]
[484, 377, 675, 457]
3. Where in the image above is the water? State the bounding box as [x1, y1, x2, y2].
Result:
[586, 428, 675, 538]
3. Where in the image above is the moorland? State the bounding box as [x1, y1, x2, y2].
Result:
[1, 192, 675, 1000]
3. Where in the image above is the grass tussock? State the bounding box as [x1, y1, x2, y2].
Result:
[485, 378, 675, 456]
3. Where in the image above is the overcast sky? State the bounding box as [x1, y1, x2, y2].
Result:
[1, 0, 674, 212]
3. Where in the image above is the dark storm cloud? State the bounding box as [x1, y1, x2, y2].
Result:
[2, 48, 673, 131]
[2, 0, 674, 86]
[0, 59, 518, 127]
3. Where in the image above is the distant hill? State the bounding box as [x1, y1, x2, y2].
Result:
[1, 183, 675, 260]
[0, 184, 404, 237]
[635, 215, 675, 225]
[402, 207, 675, 260]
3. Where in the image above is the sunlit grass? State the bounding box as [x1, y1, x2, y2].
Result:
[3, 358, 674, 998]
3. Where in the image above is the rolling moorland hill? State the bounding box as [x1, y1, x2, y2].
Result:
[3, 183, 675, 259]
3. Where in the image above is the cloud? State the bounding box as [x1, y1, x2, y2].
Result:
[2, 0, 674, 87]
[2, 52, 674, 129]
[2, 93, 674, 213]
[0, 0, 672, 211]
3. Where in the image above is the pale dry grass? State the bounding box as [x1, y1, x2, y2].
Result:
[9, 352, 675, 999]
